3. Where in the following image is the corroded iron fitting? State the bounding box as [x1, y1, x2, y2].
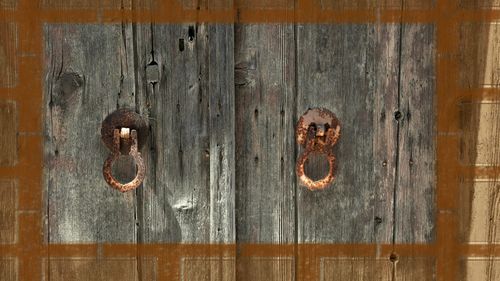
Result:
[101, 109, 148, 192]
[296, 108, 341, 190]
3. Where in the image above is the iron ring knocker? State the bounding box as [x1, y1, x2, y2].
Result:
[101, 109, 149, 192]
[296, 108, 341, 190]
[103, 128, 146, 192]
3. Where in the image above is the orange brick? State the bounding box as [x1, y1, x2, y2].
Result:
[182, 257, 235, 281]
[0, 23, 17, 88]
[0, 100, 17, 167]
[43, 258, 156, 281]
[0, 179, 17, 244]
[0, 259, 17, 281]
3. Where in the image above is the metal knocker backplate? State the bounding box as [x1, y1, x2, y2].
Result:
[101, 109, 149, 192]
[296, 107, 341, 190]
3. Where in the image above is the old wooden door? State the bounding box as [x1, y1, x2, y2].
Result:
[1, 0, 499, 281]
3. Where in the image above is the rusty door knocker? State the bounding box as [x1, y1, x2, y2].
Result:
[101, 109, 149, 192]
[296, 108, 341, 190]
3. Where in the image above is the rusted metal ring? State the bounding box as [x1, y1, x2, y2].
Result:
[102, 129, 145, 192]
[296, 149, 336, 191]
[296, 107, 341, 190]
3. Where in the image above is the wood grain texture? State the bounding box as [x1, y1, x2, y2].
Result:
[459, 23, 500, 88]
[42, 258, 156, 281]
[234, 24, 296, 244]
[40, 0, 155, 9]
[460, 181, 500, 243]
[460, 0, 500, 8]
[134, 23, 235, 243]
[0, 23, 17, 88]
[320, 257, 434, 281]
[0, 0, 16, 8]
[0, 259, 16, 281]
[320, 0, 434, 9]
[181, 257, 235, 281]
[0, 179, 17, 243]
[395, 24, 436, 243]
[461, 259, 500, 281]
[296, 24, 401, 243]
[43, 24, 138, 242]
[0, 100, 17, 167]
[320, 258, 392, 281]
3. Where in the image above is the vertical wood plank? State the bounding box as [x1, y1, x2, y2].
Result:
[295, 24, 396, 244]
[0, 23, 17, 88]
[0, 259, 17, 281]
[234, 24, 296, 243]
[0, 179, 17, 243]
[395, 24, 436, 243]
[135, 23, 235, 243]
[43, 24, 138, 242]
[42, 258, 157, 281]
[234, 23, 296, 281]
[0, 100, 17, 167]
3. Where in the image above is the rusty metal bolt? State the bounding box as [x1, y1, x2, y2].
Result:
[296, 108, 340, 190]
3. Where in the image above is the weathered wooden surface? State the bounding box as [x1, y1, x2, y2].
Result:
[42, 258, 156, 281]
[41, 22, 439, 280]
[43, 24, 138, 242]
[395, 24, 435, 244]
[296, 24, 398, 243]
[133, 23, 235, 243]
[0, 179, 17, 243]
[234, 24, 296, 244]
[0, 100, 17, 167]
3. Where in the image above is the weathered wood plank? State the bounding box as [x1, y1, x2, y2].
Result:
[0, 179, 17, 243]
[295, 24, 397, 243]
[395, 24, 436, 243]
[135, 23, 235, 243]
[0, 23, 17, 88]
[319, 0, 434, 9]
[0, 259, 16, 281]
[0, 100, 17, 167]
[40, 0, 155, 9]
[43, 24, 138, 242]
[234, 24, 296, 243]
[461, 259, 500, 281]
[42, 258, 156, 281]
[181, 257, 234, 281]
[234, 23, 296, 281]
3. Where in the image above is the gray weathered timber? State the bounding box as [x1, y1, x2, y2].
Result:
[395, 24, 436, 244]
[234, 24, 296, 244]
[134, 24, 235, 243]
[296, 24, 398, 243]
[234, 23, 296, 281]
[43, 24, 138, 242]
